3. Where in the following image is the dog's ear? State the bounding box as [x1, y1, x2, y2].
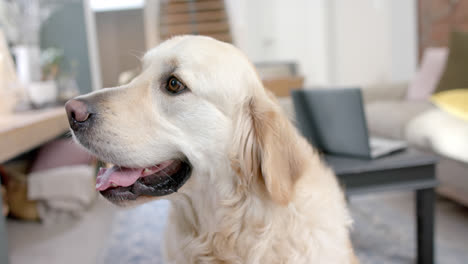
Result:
[231, 91, 306, 205]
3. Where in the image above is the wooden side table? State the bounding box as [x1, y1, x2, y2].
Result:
[325, 149, 438, 264]
[0, 107, 68, 163]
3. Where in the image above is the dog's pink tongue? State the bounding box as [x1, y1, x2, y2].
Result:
[96, 166, 142, 191]
[95, 161, 174, 191]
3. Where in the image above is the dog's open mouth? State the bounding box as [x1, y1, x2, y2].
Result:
[96, 159, 191, 201]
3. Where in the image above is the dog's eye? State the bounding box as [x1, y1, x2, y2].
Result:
[166, 76, 187, 94]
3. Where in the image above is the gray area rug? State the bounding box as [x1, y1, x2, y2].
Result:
[100, 193, 468, 264]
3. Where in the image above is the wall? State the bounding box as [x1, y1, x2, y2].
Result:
[330, 0, 391, 85]
[271, 0, 329, 85]
[329, 0, 418, 86]
[95, 9, 146, 87]
[225, 0, 329, 86]
[418, 0, 468, 57]
[389, 0, 418, 83]
[227, 0, 418, 87]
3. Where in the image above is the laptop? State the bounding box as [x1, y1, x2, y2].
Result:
[291, 88, 407, 159]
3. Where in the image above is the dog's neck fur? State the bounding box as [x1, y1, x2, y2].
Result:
[164, 161, 353, 264]
[166, 180, 286, 263]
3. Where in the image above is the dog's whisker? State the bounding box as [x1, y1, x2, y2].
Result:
[64, 131, 73, 138]
[160, 167, 179, 187]
[128, 49, 145, 62]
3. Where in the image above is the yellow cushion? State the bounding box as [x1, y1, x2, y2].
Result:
[431, 89, 468, 121]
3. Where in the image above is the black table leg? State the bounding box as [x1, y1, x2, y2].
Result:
[416, 188, 435, 264]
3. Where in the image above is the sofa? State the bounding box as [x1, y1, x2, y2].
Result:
[361, 32, 468, 205]
[361, 82, 468, 206]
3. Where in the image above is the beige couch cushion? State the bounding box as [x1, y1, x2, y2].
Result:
[361, 82, 409, 103]
[406, 109, 468, 163]
[365, 101, 433, 140]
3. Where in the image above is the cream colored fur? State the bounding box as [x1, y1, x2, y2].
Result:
[72, 35, 358, 263]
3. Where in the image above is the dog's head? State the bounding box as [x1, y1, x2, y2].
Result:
[66, 36, 305, 206]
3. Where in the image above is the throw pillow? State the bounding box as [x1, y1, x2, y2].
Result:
[436, 31, 468, 93]
[407, 47, 448, 100]
[431, 89, 468, 122]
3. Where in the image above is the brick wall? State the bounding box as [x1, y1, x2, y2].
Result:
[418, 0, 468, 58]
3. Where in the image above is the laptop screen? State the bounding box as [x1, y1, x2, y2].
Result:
[291, 88, 372, 158]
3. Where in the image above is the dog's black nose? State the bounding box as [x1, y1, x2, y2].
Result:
[65, 99, 92, 130]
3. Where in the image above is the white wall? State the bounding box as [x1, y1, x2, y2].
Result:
[330, 0, 391, 85]
[272, 0, 329, 85]
[227, 0, 418, 87]
[226, 0, 329, 86]
[329, 0, 418, 86]
[388, 0, 418, 83]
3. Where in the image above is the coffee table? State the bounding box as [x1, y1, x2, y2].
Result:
[325, 149, 438, 264]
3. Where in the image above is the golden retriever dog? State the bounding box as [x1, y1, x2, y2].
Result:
[65, 35, 358, 264]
